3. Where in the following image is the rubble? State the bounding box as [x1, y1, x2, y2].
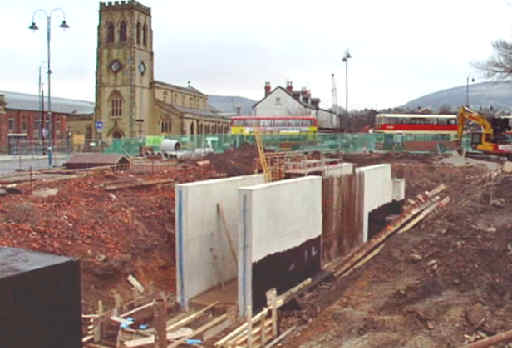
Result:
[2, 150, 512, 347]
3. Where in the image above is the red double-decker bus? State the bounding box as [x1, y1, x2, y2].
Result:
[230, 115, 318, 135]
[374, 114, 457, 139]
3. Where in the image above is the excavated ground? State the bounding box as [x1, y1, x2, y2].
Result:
[282, 155, 512, 347]
[1, 149, 511, 347]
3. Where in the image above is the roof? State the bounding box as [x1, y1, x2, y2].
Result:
[231, 115, 316, 120]
[152, 80, 205, 96]
[252, 86, 319, 110]
[1, 90, 94, 115]
[0, 247, 73, 279]
[174, 105, 228, 119]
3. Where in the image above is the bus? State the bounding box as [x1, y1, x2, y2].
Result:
[231, 116, 318, 136]
[374, 114, 457, 139]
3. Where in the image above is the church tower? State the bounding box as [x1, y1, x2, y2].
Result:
[95, 0, 154, 139]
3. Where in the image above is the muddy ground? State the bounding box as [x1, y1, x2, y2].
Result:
[281, 155, 512, 347]
[1, 149, 511, 347]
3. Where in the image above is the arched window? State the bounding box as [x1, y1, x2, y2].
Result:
[120, 21, 127, 42]
[136, 22, 141, 44]
[190, 122, 195, 135]
[110, 92, 123, 117]
[142, 24, 147, 46]
[106, 22, 114, 43]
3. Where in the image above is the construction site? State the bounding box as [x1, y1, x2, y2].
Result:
[2, 130, 512, 348]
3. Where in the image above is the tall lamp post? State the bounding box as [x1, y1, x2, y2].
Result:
[342, 50, 352, 115]
[466, 75, 475, 107]
[29, 9, 69, 166]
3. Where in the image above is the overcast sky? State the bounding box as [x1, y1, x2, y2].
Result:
[2, 0, 512, 111]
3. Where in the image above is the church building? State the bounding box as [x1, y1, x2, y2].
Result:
[95, 0, 229, 140]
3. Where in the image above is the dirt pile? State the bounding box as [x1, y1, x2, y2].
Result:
[206, 143, 258, 176]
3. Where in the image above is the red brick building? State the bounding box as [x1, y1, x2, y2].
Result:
[0, 91, 94, 154]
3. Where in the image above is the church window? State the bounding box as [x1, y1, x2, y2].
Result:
[106, 22, 114, 43]
[136, 22, 141, 44]
[143, 24, 147, 46]
[111, 95, 122, 117]
[120, 21, 127, 42]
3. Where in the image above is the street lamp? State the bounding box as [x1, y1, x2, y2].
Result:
[29, 9, 69, 166]
[342, 50, 352, 115]
[466, 75, 475, 107]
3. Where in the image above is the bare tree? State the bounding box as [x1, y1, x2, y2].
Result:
[475, 40, 512, 78]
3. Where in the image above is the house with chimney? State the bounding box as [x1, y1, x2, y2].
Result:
[252, 81, 340, 130]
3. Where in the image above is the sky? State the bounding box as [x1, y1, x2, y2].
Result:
[2, 0, 512, 111]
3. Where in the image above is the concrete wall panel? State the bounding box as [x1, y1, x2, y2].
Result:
[238, 176, 322, 316]
[175, 174, 264, 309]
[356, 164, 393, 242]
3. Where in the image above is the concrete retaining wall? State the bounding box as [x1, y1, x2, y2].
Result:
[238, 176, 322, 316]
[356, 164, 393, 242]
[175, 174, 264, 309]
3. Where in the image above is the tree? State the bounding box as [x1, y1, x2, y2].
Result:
[475, 40, 512, 79]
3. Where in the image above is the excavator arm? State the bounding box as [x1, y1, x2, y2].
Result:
[456, 106, 495, 151]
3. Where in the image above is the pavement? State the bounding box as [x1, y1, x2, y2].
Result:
[0, 154, 69, 161]
[0, 154, 71, 176]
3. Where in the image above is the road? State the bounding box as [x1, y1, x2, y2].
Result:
[0, 155, 70, 176]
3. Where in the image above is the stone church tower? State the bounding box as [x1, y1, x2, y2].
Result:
[95, 0, 154, 139]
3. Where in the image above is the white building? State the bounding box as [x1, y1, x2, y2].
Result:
[252, 81, 340, 130]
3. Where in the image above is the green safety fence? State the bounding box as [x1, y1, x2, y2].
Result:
[101, 133, 475, 156]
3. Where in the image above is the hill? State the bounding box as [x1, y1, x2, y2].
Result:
[207, 95, 256, 114]
[403, 80, 512, 112]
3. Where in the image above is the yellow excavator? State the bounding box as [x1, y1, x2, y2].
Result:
[455, 106, 512, 160]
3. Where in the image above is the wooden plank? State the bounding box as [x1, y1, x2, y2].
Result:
[215, 308, 269, 346]
[167, 314, 228, 348]
[217, 203, 238, 264]
[230, 320, 273, 346]
[275, 278, 312, 308]
[127, 274, 145, 293]
[166, 302, 218, 332]
[263, 326, 296, 348]
[120, 301, 154, 318]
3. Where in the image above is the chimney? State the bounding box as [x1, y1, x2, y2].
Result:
[301, 88, 309, 104]
[286, 81, 293, 93]
[264, 81, 271, 97]
[311, 98, 320, 109]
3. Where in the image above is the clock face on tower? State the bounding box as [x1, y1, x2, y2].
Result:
[109, 60, 122, 73]
[138, 61, 146, 75]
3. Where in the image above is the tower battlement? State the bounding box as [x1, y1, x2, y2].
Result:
[100, 0, 150, 16]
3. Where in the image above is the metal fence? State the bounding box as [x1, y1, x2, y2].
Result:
[0, 133, 474, 177]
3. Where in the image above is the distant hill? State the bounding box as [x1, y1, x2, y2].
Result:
[207, 95, 257, 114]
[403, 80, 512, 112]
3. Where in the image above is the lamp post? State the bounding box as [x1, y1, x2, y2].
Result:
[466, 75, 475, 107]
[342, 50, 352, 115]
[29, 9, 69, 166]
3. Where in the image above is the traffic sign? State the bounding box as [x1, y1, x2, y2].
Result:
[96, 121, 104, 131]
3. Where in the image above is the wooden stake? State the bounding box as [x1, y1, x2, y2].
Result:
[153, 298, 166, 348]
[217, 203, 238, 264]
[94, 300, 104, 343]
[247, 305, 253, 348]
